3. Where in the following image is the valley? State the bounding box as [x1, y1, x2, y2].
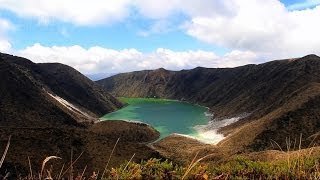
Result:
[2, 52, 320, 179]
[97, 54, 320, 161]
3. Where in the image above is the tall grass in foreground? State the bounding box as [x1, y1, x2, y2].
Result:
[2, 135, 320, 179]
[3, 154, 317, 179]
[13, 151, 320, 179]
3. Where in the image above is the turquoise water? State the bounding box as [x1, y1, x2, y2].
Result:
[101, 98, 210, 140]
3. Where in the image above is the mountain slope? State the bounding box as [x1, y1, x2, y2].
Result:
[0, 53, 124, 127]
[97, 55, 320, 118]
[97, 54, 320, 151]
[0, 53, 162, 177]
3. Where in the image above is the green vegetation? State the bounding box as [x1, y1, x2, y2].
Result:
[207, 156, 320, 179]
[105, 155, 320, 180]
[30, 154, 320, 179]
[2, 139, 320, 179]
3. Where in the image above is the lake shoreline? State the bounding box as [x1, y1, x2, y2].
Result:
[100, 97, 243, 145]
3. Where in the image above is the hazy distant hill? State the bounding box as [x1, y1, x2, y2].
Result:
[97, 54, 320, 151]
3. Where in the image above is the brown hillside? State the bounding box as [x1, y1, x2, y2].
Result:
[98, 55, 320, 119]
[98, 54, 320, 152]
[0, 53, 161, 178]
[0, 121, 160, 177]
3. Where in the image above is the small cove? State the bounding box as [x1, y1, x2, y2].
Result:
[101, 98, 229, 143]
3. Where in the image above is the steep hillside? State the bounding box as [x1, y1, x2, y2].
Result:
[98, 55, 320, 118]
[0, 53, 123, 127]
[219, 83, 320, 152]
[0, 53, 162, 178]
[99, 68, 175, 98]
[98, 54, 320, 151]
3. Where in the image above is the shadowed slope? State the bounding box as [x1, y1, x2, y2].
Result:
[0, 53, 161, 178]
[0, 53, 124, 127]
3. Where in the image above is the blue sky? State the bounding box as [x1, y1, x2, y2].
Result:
[0, 0, 320, 74]
[2, 7, 223, 53]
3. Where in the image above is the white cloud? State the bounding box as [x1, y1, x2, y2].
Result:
[0, 40, 11, 53]
[1, 0, 320, 62]
[133, 0, 236, 19]
[133, 0, 181, 19]
[0, 0, 237, 25]
[0, 0, 238, 27]
[184, 0, 320, 59]
[218, 50, 258, 68]
[0, 17, 13, 53]
[18, 43, 258, 74]
[0, 0, 131, 25]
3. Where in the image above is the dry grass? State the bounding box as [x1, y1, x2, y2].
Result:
[0, 135, 11, 169]
[101, 137, 120, 179]
[2, 147, 320, 179]
[2, 134, 320, 179]
[40, 156, 61, 179]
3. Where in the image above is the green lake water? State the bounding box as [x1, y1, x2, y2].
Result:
[101, 97, 217, 142]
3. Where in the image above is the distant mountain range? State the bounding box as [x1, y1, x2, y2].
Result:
[97, 54, 320, 152]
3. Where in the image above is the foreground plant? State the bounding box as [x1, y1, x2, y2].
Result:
[106, 158, 208, 180]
